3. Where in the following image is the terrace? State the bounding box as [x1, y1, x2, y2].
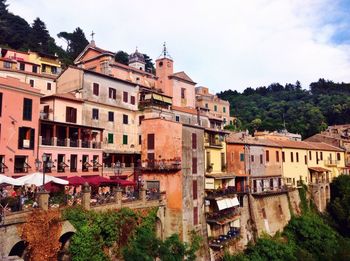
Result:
[141, 159, 181, 172]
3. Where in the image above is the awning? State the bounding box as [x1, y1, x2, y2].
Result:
[308, 167, 330, 173]
[152, 93, 172, 104]
[216, 197, 239, 210]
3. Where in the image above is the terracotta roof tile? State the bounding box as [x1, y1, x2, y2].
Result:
[42, 92, 83, 103]
[170, 71, 196, 84]
[0, 76, 41, 94]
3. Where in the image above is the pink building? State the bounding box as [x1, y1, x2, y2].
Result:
[39, 93, 104, 178]
[0, 76, 42, 177]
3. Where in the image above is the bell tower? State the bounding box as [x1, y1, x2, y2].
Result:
[129, 47, 146, 71]
[156, 43, 174, 97]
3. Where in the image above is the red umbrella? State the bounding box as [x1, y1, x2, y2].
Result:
[65, 176, 87, 186]
[115, 179, 136, 187]
[83, 175, 119, 186]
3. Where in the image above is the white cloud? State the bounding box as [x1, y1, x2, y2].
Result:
[8, 0, 350, 92]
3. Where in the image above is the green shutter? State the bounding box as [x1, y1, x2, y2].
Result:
[123, 135, 128, 145]
[240, 153, 245, 161]
[108, 133, 113, 144]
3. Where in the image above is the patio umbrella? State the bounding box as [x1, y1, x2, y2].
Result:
[0, 174, 23, 186]
[83, 175, 119, 186]
[16, 172, 69, 186]
[114, 179, 136, 187]
[65, 176, 87, 186]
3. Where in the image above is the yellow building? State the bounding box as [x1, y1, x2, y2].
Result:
[28, 51, 61, 75]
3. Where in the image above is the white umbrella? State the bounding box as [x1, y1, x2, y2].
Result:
[0, 174, 23, 186]
[16, 172, 69, 186]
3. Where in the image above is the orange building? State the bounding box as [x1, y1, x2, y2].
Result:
[0, 76, 42, 177]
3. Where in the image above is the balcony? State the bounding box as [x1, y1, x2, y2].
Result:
[204, 139, 223, 148]
[206, 208, 240, 225]
[209, 227, 241, 250]
[141, 159, 181, 172]
[324, 159, 339, 167]
[39, 136, 102, 150]
[206, 187, 237, 199]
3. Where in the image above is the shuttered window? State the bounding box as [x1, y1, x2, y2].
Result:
[66, 107, 77, 123]
[276, 151, 279, 162]
[108, 133, 113, 144]
[147, 134, 155, 150]
[93, 83, 99, 96]
[291, 152, 294, 162]
[296, 152, 299, 162]
[108, 111, 114, 122]
[123, 91, 128, 102]
[18, 127, 34, 149]
[193, 207, 198, 225]
[123, 114, 128, 124]
[123, 135, 128, 145]
[192, 133, 197, 149]
[92, 108, 99, 120]
[109, 88, 116, 99]
[282, 152, 285, 162]
[131, 96, 136, 105]
[193, 180, 197, 200]
[266, 150, 269, 162]
[192, 157, 197, 174]
[23, 98, 32, 121]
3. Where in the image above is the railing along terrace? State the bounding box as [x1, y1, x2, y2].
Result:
[41, 137, 52, 145]
[141, 159, 181, 171]
[70, 139, 78, 147]
[209, 227, 241, 250]
[82, 140, 89, 148]
[206, 208, 240, 223]
[206, 186, 237, 199]
[56, 138, 66, 147]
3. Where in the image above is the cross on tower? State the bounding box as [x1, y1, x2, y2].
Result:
[90, 30, 95, 41]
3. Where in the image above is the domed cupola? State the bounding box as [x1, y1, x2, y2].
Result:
[129, 47, 146, 71]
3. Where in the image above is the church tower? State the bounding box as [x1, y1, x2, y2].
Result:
[156, 43, 174, 97]
[129, 48, 146, 71]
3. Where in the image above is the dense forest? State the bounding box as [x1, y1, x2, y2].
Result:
[0, 0, 155, 70]
[218, 79, 350, 138]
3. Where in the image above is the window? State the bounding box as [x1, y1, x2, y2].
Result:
[221, 152, 225, 171]
[32, 65, 38, 73]
[282, 152, 285, 162]
[193, 207, 198, 225]
[192, 133, 197, 149]
[108, 133, 113, 144]
[214, 105, 217, 111]
[70, 155, 77, 172]
[181, 88, 186, 99]
[47, 82, 52, 90]
[14, 156, 29, 173]
[108, 111, 114, 122]
[192, 157, 197, 174]
[42, 64, 47, 73]
[82, 155, 89, 172]
[309, 151, 312, 160]
[109, 88, 116, 99]
[276, 151, 280, 162]
[51, 66, 57, 74]
[123, 114, 128, 124]
[240, 153, 245, 162]
[270, 179, 274, 189]
[66, 107, 77, 123]
[320, 152, 323, 160]
[337, 153, 341, 161]
[251, 155, 254, 162]
[304, 155, 307, 164]
[260, 154, 263, 164]
[139, 115, 145, 125]
[19, 63, 25, 71]
[266, 150, 269, 162]
[175, 115, 180, 122]
[23, 98, 32, 121]
[123, 135, 128, 145]
[29, 79, 34, 87]
[147, 134, 155, 150]
[193, 180, 197, 199]
[123, 91, 128, 102]
[92, 108, 99, 120]
[291, 152, 294, 162]
[0, 92, 2, 117]
[139, 135, 141, 145]
[205, 103, 208, 108]
[296, 152, 299, 162]
[223, 107, 226, 113]
[4, 61, 11, 68]
[18, 127, 34, 149]
[131, 96, 136, 105]
[93, 83, 99, 96]
[316, 152, 319, 164]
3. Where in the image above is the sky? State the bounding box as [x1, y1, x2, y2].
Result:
[7, 0, 350, 93]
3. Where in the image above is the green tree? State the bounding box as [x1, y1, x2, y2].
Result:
[115, 50, 129, 65]
[29, 18, 51, 53]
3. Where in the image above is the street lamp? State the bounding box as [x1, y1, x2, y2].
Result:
[114, 161, 122, 190]
[35, 154, 53, 189]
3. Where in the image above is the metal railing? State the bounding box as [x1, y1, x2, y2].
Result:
[142, 160, 181, 171]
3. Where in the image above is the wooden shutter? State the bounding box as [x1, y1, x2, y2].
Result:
[193, 207, 198, 225]
[131, 96, 135, 105]
[193, 180, 197, 200]
[66, 107, 70, 122]
[30, 129, 35, 149]
[18, 127, 25, 148]
[147, 134, 155, 150]
[72, 108, 77, 123]
[192, 157, 197, 174]
[123, 91, 128, 102]
[266, 150, 269, 162]
[93, 83, 99, 95]
[192, 133, 197, 149]
[23, 98, 32, 121]
[276, 151, 279, 162]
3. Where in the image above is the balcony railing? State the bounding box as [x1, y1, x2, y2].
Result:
[324, 159, 339, 166]
[141, 159, 181, 172]
[39, 136, 101, 150]
[206, 186, 237, 199]
[205, 139, 223, 148]
[209, 227, 241, 250]
[206, 208, 240, 224]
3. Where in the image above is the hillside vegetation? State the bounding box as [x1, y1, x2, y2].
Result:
[218, 79, 350, 138]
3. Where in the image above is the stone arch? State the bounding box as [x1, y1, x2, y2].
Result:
[8, 240, 28, 260]
[155, 217, 163, 240]
[58, 231, 75, 261]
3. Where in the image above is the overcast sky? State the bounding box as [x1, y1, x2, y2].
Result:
[8, 0, 350, 93]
